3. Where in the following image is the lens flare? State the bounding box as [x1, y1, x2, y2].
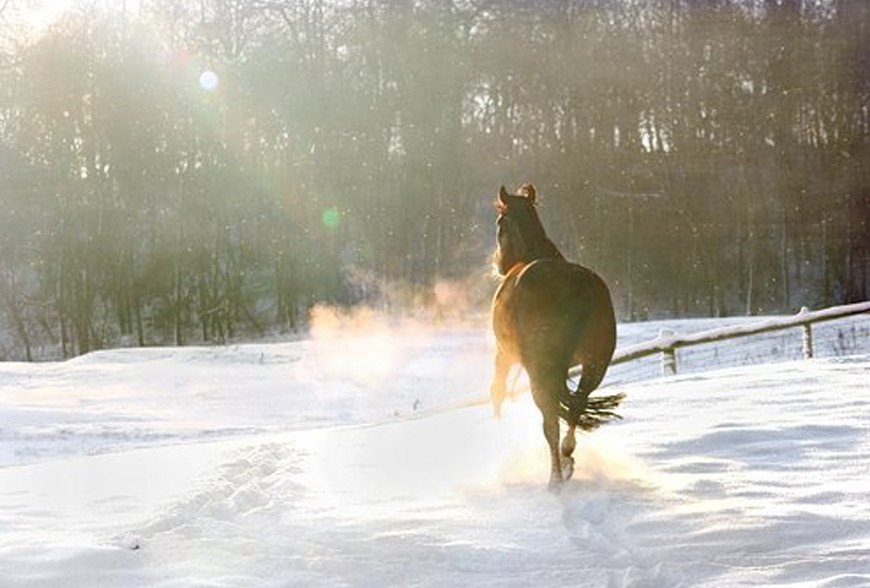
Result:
[321, 206, 340, 229]
[199, 70, 219, 91]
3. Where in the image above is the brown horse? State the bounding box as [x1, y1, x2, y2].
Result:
[490, 184, 623, 489]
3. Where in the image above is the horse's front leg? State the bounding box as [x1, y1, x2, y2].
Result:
[490, 349, 512, 419]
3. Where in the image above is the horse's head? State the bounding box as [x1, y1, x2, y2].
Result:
[493, 184, 542, 276]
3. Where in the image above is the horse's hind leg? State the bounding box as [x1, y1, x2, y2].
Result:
[559, 404, 584, 483]
[530, 371, 567, 489]
[543, 409, 564, 490]
[561, 424, 577, 457]
[578, 359, 610, 397]
[561, 382, 588, 460]
[561, 358, 610, 467]
[561, 420, 579, 460]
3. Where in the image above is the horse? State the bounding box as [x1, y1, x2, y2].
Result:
[490, 183, 623, 489]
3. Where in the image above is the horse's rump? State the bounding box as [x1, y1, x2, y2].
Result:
[492, 259, 616, 372]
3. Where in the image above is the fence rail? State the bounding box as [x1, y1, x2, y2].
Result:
[571, 300, 870, 379]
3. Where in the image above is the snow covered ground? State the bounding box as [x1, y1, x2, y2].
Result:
[1, 316, 868, 586]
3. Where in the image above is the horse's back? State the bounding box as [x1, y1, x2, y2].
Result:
[493, 259, 616, 370]
[517, 259, 610, 305]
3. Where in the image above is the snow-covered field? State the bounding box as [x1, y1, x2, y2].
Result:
[1, 316, 869, 587]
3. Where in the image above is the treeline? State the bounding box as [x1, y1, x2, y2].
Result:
[0, 0, 868, 359]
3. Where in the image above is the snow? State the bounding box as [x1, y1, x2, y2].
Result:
[1, 317, 869, 587]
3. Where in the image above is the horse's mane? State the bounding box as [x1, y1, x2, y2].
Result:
[512, 184, 565, 261]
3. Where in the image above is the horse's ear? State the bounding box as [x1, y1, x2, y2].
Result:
[519, 183, 537, 205]
[496, 185, 509, 212]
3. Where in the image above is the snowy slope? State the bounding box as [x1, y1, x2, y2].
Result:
[1, 320, 869, 586]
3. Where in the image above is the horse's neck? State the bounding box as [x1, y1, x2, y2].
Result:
[536, 238, 565, 261]
[524, 221, 565, 261]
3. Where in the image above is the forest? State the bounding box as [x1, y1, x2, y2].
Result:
[0, 0, 868, 360]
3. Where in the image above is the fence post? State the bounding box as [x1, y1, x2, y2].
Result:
[800, 306, 814, 359]
[659, 328, 677, 376]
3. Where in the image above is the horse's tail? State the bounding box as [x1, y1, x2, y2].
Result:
[558, 384, 625, 432]
[575, 391, 626, 432]
[563, 271, 620, 431]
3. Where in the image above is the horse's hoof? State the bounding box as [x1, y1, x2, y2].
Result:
[561, 456, 575, 482]
[547, 478, 563, 493]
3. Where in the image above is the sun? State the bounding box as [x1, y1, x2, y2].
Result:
[6, 0, 74, 37]
[4, 0, 141, 40]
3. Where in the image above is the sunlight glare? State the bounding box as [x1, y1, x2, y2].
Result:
[199, 70, 219, 91]
[9, 0, 72, 39]
[12, 0, 142, 40]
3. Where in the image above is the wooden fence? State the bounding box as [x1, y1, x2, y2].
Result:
[572, 300, 870, 379]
